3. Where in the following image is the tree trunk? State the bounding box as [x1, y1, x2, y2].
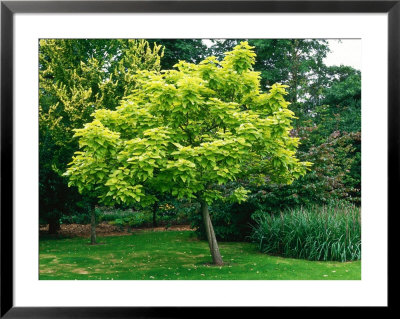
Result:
[200, 200, 224, 265]
[152, 202, 158, 227]
[90, 207, 96, 245]
[48, 218, 60, 234]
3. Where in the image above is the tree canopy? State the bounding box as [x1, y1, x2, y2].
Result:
[65, 41, 310, 263]
[65, 42, 310, 205]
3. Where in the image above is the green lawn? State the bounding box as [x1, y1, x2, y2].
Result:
[39, 230, 361, 280]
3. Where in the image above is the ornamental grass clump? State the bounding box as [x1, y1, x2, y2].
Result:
[251, 201, 361, 262]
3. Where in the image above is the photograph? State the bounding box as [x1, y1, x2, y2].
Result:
[38, 38, 362, 280]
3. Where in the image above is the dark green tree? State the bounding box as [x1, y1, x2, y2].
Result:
[147, 39, 209, 69]
[317, 66, 361, 135]
[249, 39, 329, 120]
[208, 39, 240, 60]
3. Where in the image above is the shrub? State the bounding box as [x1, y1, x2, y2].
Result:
[250, 201, 361, 262]
[243, 130, 361, 214]
[60, 212, 91, 225]
[156, 200, 190, 227]
[99, 202, 190, 229]
[109, 211, 153, 230]
[97, 207, 136, 222]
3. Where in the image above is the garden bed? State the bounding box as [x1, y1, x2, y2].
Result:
[39, 222, 194, 238]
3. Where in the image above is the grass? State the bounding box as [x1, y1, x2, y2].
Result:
[39, 231, 360, 280]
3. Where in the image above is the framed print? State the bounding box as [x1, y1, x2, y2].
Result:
[1, 0, 396, 316]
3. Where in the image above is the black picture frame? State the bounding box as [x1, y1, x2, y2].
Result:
[1, 0, 396, 317]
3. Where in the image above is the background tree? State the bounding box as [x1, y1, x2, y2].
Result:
[310, 65, 361, 200]
[208, 39, 241, 60]
[147, 39, 209, 69]
[39, 39, 163, 237]
[65, 42, 310, 264]
[316, 65, 361, 137]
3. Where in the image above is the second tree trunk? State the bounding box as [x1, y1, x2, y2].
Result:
[90, 208, 96, 245]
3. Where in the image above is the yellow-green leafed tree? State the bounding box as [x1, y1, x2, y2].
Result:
[65, 42, 311, 262]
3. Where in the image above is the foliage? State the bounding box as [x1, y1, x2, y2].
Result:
[275, 129, 360, 206]
[59, 211, 92, 225]
[39, 231, 361, 280]
[314, 66, 361, 140]
[147, 39, 209, 69]
[208, 39, 241, 60]
[108, 212, 153, 230]
[65, 41, 310, 209]
[187, 127, 360, 241]
[295, 64, 361, 203]
[190, 127, 360, 240]
[211, 129, 361, 229]
[210, 39, 330, 122]
[96, 207, 135, 221]
[322, 66, 361, 109]
[99, 205, 189, 229]
[250, 39, 329, 103]
[250, 201, 361, 262]
[237, 64, 361, 210]
[39, 39, 163, 228]
[156, 200, 192, 227]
